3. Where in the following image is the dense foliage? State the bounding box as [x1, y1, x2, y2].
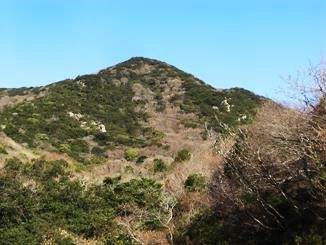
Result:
[153, 158, 167, 173]
[174, 149, 191, 162]
[184, 174, 206, 192]
[0, 158, 170, 244]
[182, 80, 263, 133]
[0, 76, 149, 160]
[0, 145, 7, 154]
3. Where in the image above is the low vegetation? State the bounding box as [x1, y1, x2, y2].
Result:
[153, 158, 167, 173]
[0, 146, 7, 154]
[174, 149, 191, 162]
[0, 75, 148, 160]
[0, 157, 175, 244]
[184, 174, 206, 192]
[124, 148, 140, 161]
[181, 79, 263, 133]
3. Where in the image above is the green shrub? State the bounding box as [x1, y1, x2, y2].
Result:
[175, 149, 191, 162]
[70, 139, 89, 153]
[0, 158, 167, 243]
[177, 210, 225, 244]
[4, 157, 25, 173]
[74, 156, 104, 171]
[124, 148, 139, 161]
[91, 146, 106, 156]
[142, 216, 163, 230]
[52, 233, 75, 245]
[153, 159, 167, 173]
[83, 156, 105, 166]
[184, 174, 206, 192]
[59, 144, 71, 154]
[74, 162, 86, 172]
[0, 146, 7, 154]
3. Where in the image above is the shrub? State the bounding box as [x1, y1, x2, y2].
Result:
[59, 144, 71, 154]
[153, 159, 167, 173]
[91, 146, 106, 156]
[70, 139, 89, 153]
[83, 156, 105, 166]
[176, 210, 225, 244]
[142, 216, 164, 230]
[184, 174, 206, 192]
[124, 148, 139, 161]
[0, 158, 169, 243]
[175, 149, 191, 162]
[0, 146, 7, 154]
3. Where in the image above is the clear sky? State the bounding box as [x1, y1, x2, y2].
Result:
[0, 0, 325, 101]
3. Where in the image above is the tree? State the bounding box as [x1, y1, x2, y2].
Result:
[207, 65, 326, 244]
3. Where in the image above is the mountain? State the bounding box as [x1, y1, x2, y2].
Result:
[0, 57, 262, 163]
[0, 57, 264, 244]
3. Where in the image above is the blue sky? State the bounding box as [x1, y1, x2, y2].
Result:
[0, 0, 325, 101]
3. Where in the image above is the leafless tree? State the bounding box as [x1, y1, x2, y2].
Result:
[210, 64, 326, 240]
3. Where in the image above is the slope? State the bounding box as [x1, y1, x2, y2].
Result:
[0, 57, 264, 244]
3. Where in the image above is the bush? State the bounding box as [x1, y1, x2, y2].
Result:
[175, 149, 191, 162]
[142, 216, 164, 230]
[153, 159, 167, 173]
[59, 144, 71, 154]
[91, 146, 106, 157]
[184, 174, 206, 192]
[70, 139, 89, 153]
[176, 210, 225, 245]
[124, 148, 140, 161]
[0, 158, 169, 243]
[0, 146, 7, 154]
[83, 156, 105, 166]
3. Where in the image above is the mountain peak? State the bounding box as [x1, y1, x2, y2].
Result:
[97, 57, 172, 76]
[118, 56, 169, 66]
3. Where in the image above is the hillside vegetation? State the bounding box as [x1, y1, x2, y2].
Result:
[0, 157, 174, 244]
[0, 57, 293, 244]
[180, 68, 326, 244]
[0, 58, 262, 162]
